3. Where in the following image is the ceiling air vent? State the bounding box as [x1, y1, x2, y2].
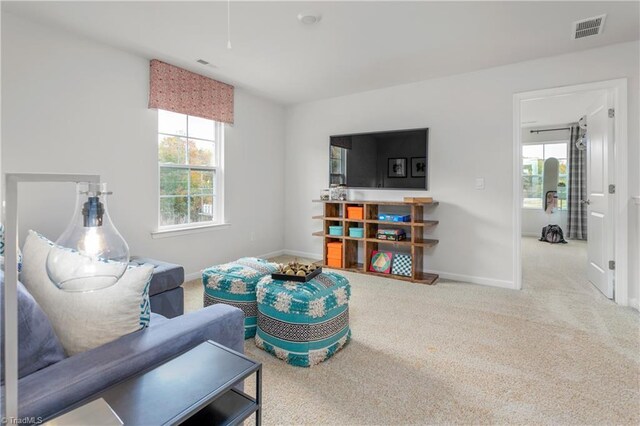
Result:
[572, 14, 606, 39]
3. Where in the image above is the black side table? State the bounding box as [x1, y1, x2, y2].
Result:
[49, 340, 262, 426]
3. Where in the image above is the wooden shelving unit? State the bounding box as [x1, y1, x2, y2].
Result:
[312, 199, 439, 285]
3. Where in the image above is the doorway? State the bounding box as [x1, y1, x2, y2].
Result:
[512, 79, 629, 305]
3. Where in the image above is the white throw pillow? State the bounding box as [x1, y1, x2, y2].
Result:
[20, 230, 153, 356]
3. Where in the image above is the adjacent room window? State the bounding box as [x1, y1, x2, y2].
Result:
[522, 142, 568, 210]
[158, 109, 223, 228]
[330, 145, 347, 185]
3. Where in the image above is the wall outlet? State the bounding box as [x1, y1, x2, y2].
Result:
[250, 231, 256, 242]
[475, 178, 485, 190]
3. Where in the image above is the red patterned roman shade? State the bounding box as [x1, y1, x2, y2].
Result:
[148, 59, 234, 124]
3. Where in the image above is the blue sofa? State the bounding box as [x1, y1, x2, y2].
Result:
[21, 307, 244, 421]
[1, 263, 245, 422]
[130, 256, 185, 319]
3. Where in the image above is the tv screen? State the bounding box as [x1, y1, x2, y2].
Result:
[330, 128, 429, 189]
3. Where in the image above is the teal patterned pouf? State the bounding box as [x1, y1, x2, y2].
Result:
[202, 257, 279, 339]
[255, 272, 351, 367]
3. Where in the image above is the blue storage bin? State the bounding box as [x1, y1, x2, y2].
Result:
[349, 227, 364, 238]
[329, 226, 344, 236]
[378, 214, 411, 222]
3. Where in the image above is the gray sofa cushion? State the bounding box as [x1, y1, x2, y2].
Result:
[0, 271, 65, 382]
[150, 286, 184, 319]
[130, 257, 184, 296]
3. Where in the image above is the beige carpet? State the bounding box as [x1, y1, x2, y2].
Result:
[182, 239, 639, 424]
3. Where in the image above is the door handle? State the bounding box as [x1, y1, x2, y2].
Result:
[580, 199, 591, 205]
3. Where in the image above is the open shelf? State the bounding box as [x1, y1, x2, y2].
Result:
[414, 272, 440, 285]
[316, 217, 437, 227]
[312, 234, 365, 241]
[366, 219, 439, 227]
[182, 389, 258, 426]
[321, 264, 438, 285]
[366, 238, 439, 248]
[313, 199, 439, 206]
[313, 199, 440, 285]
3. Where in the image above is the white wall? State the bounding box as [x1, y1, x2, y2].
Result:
[1, 13, 286, 278]
[634, 197, 640, 309]
[284, 41, 639, 298]
[520, 125, 572, 237]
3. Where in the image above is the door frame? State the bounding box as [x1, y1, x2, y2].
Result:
[512, 78, 629, 305]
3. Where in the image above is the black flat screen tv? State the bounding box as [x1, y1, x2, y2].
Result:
[330, 128, 429, 189]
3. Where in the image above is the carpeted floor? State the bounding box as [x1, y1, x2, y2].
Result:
[182, 238, 639, 424]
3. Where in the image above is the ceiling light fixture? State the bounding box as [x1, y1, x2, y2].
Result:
[298, 12, 321, 25]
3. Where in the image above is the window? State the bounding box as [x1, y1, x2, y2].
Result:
[522, 142, 568, 210]
[158, 110, 223, 228]
[330, 146, 347, 185]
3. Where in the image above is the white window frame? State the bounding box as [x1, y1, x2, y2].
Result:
[521, 139, 569, 210]
[156, 112, 225, 232]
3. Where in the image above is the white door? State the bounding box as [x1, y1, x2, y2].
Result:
[585, 92, 614, 298]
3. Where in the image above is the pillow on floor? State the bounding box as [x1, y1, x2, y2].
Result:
[20, 231, 153, 356]
[0, 270, 66, 382]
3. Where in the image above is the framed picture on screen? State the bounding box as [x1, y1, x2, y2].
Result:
[388, 158, 407, 178]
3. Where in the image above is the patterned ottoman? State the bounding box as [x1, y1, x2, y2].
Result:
[202, 257, 279, 339]
[255, 272, 351, 367]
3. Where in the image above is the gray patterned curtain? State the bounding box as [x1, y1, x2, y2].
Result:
[567, 125, 587, 239]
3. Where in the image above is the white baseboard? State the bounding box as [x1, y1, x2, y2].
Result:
[184, 271, 202, 282]
[426, 270, 515, 289]
[282, 249, 323, 261]
[257, 249, 286, 259]
[628, 297, 639, 311]
[521, 232, 540, 238]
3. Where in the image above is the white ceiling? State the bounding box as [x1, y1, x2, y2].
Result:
[521, 91, 605, 127]
[4, 1, 639, 105]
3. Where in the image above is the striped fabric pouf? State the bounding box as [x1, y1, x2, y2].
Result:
[255, 272, 351, 367]
[202, 257, 279, 339]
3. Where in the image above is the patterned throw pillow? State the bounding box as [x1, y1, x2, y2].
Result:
[20, 231, 153, 356]
[0, 223, 23, 273]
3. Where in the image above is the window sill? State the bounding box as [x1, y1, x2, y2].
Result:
[151, 223, 231, 239]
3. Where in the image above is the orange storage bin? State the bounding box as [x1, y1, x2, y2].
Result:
[347, 207, 364, 220]
[327, 242, 343, 259]
[327, 257, 343, 268]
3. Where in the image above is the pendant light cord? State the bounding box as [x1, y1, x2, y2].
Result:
[227, 0, 232, 49]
